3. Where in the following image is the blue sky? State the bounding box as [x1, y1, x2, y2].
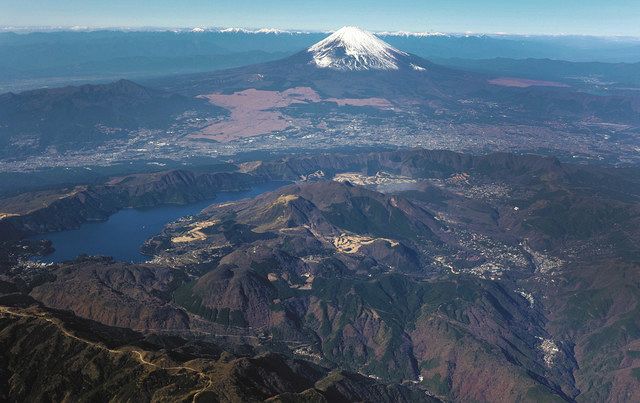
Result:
[1, 0, 638, 36]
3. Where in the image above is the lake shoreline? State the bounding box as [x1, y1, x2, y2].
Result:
[30, 181, 290, 263]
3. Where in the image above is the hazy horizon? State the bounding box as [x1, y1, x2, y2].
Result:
[2, 25, 640, 39]
[1, 0, 639, 37]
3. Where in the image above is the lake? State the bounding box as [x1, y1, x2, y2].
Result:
[31, 181, 289, 263]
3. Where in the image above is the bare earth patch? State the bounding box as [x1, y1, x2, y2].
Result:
[488, 77, 570, 88]
[171, 220, 219, 243]
[333, 233, 399, 254]
[192, 86, 392, 142]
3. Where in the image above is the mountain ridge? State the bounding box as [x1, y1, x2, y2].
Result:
[0, 79, 224, 157]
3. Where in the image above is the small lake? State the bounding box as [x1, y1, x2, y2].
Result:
[31, 181, 289, 263]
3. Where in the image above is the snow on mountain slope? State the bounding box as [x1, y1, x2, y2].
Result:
[308, 26, 412, 71]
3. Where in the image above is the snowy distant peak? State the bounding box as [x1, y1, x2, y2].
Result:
[307, 26, 408, 71]
[216, 27, 304, 34]
[377, 31, 448, 38]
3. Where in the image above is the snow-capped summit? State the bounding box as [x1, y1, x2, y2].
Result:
[307, 26, 409, 71]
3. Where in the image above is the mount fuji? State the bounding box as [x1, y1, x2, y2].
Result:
[307, 26, 426, 71]
[158, 26, 475, 100]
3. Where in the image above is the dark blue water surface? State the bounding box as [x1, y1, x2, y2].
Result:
[31, 181, 289, 263]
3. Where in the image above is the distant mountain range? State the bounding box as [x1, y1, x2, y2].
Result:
[1, 29, 639, 93]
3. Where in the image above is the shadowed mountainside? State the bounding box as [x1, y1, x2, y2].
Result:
[0, 294, 434, 402]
